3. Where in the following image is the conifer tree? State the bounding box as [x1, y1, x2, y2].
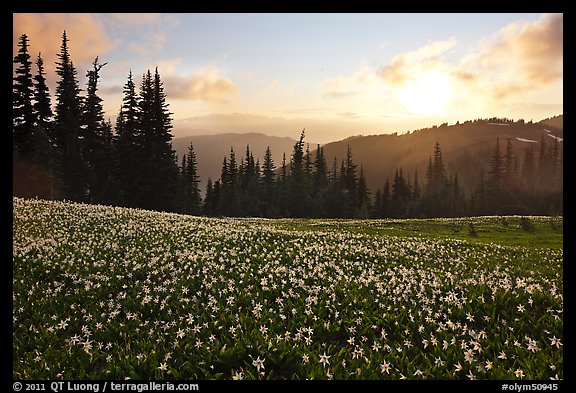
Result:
[313, 144, 328, 189]
[82, 57, 110, 203]
[423, 142, 449, 216]
[288, 130, 307, 216]
[13, 36, 59, 198]
[203, 178, 216, 215]
[115, 70, 139, 206]
[391, 168, 410, 217]
[520, 144, 536, 193]
[487, 137, 505, 213]
[219, 148, 239, 216]
[357, 165, 370, 218]
[31, 52, 60, 199]
[134, 68, 180, 212]
[33, 53, 53, 131]
[184, 142, 202, 215]
[13, 34, 35, 155]
[261, 146, 276, 216]
[344, 145, 358, 199]
[54, 31, 86, 201]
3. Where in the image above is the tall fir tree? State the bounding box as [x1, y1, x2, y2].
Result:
[470, 169, 487, 216]
[288, 130, 307, 217]
[341, 145, 358, 217]
[13, 36, 59, 199]
[114, 70, 139, 207]
[391, 167, 410, 217]
[134, 68, 180, 212]
[412, 169, 421, 208]
[357, 165, 370, 218]
[423, 142, 448, 216]
[503, 138, 516, 190]
[13, 34, 35, 156]
[219, 148, 239, 216]
[54, 31, 86, 201]
[82, 57, 110, 203]
[487, 137, 505, 213]
[31, 51, 60, 199]
[274, 152, 288, 216]
[203, 178, 216, 215]
[184, 142, 202, 215]
[313, 144, 328, 189]
[33, 53, 53, 130]
[261, 146, 276, 216]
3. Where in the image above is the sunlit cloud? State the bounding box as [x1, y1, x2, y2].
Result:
[148, 58, 182, 76]
[374, 38, 457, 116]
[109, 13, 164, 26]
[328, 13, 563, 118]
[337, 111, 362, 120]
[128, 33, 167, 57]
[108, 13, 179, 58]
[13, 14, 115, 63]
[162, 66, 237, 103]
[13, 13, 117, 88]
[378, 37, 457, 86]
[456, 13, 563, 99]
[323, 66, 384, 98]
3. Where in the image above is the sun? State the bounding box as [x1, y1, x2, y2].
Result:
[396, 70, 453, 116]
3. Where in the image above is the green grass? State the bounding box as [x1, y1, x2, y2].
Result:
[276, 216, 563, 250]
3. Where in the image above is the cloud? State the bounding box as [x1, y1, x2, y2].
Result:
[13, 13, 118, 96]
[148, 58, 182, 76]
[337, 112, 362, 120]
[13, 13, 115, 65]
[162, 67, 237, 103]
[323, 39, 457, 101]
[99, 84, 123, 95]
[127, 34, 166, 57]
[109, 13, 164, 26]
[373, 14, 562, 114]
[107, 13, 179, 58]
[457, 13, 563, 97]
[323, 66, 383, 98]
[320, 14, 562, 122]
[378, 37, 457, 86]
[13, 13, 181, 77]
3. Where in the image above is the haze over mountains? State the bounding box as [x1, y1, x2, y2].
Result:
[173, 115, 563, 196]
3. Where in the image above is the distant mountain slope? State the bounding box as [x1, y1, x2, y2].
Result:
[171, 117, 563, 196]
[172, 133, 301, 188]
[539, 114, 563, 131]
[321, 118, 563, 195]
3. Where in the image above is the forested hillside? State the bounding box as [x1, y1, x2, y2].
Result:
[322, 117, 563, 197]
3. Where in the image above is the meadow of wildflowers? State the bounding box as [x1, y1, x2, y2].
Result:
[13, 197, 562, 380]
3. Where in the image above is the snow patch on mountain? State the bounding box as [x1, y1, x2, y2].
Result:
[516, 137, 538, 143]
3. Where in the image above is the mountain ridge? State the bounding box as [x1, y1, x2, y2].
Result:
[172, 115, 563, 195]
[321, 115, 563, 195]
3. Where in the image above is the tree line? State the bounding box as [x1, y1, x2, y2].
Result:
[196, 131, 562, 218]
[13, 32, 562, 218]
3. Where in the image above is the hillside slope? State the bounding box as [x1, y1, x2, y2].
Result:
[321, 117, 563, 194]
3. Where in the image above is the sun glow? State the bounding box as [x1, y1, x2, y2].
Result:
[396, 71, 453, 116]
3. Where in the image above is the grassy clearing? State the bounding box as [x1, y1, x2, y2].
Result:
[277, 216, 563, 250]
